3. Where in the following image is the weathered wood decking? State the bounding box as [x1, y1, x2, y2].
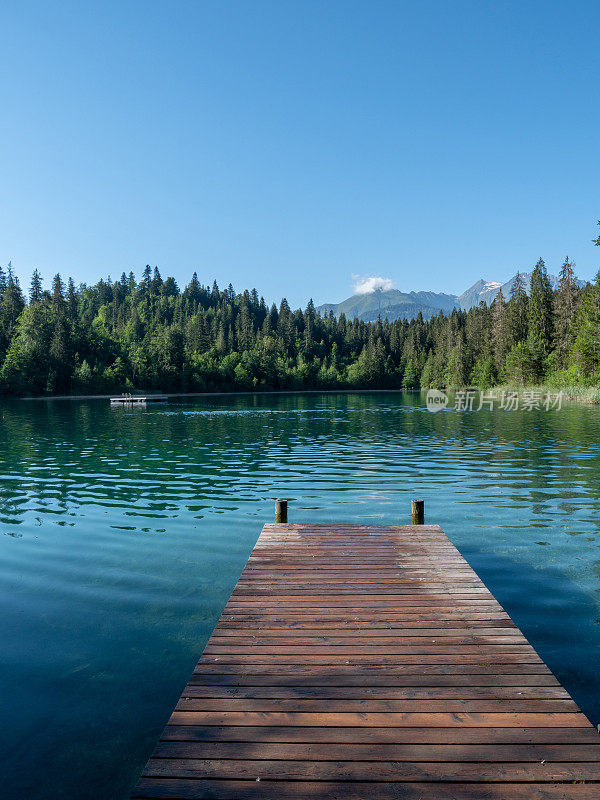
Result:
[131, 523, 600, 799]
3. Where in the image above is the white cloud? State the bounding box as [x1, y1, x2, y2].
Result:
[351, 274, 396, 295]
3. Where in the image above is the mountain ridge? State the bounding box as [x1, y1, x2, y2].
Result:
[317, 272, 586, 323]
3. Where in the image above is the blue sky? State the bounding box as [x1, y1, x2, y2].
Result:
[1, 0, 598, 307]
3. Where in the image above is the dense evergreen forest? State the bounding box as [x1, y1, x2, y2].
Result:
[0, 224, 599, 396]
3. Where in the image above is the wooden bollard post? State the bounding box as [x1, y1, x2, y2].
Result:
[275, 499, 288, 523]
[411, 499, 424, 525]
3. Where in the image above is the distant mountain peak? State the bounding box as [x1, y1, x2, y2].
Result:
[316, 270, 586, 323]
[316, 287, 459, 323]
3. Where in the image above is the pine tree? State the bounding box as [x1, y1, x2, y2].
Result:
[470, 356, 495, 388]
[234, 298, 251, 352]
[444, 334, 468, 388]
[277, 298, 294, 353]
[67, 278, 78, 320]
[1, 301, 51, 393]
[49, 315, 73, 393]
[573, 225, 600, 375]
[508, 272, 528, 345]
[420, 351, 435, 388]
[502, 341, 533, 385]
[52, 274, 66, 313]
[402, 358, 418, 389]
[183, 273, 201, 309]
[215, 323, 227, 354]
[303, 299, 315, 357]
[528, 259, 553, 381]
[490, 290, 510, 372]
[0, 238, 595, 396]
[151, 266, 163, 294]
[97, 278, 111, 306]
[554, 257, 580, 368]
[29, 269, 43, 303]
[0, 265, 25, 344]
[262, 312, 272, 337]
[529, 259, 553, 344]
[46, 274, 73, 391]
[140, 265, 152, 295]
[571, 272, 600, 376]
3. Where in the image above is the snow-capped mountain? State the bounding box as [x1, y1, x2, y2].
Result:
[317, 272, 586, 322]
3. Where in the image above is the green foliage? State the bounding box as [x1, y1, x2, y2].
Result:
[419, 352, 435, 388]
[554, 257, 580, 368]
[571, 272, 600, 376]
[402, 358, 418, 389]
[470, 356, 496, 389]
[502, 341, 533, 385]
[527, 258, 554, 380]
[508, 272, 529, 345]
[491, 290, 510, 371]
[0, 230, 599, 396]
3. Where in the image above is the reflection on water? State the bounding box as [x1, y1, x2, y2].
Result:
[0, 391, 599, 798]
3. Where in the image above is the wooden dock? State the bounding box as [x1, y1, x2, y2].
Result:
[131, 523, 600, 799]
[110, 395, 167, 405]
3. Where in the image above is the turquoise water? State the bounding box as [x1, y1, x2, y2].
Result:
[1, 391, 600, 798]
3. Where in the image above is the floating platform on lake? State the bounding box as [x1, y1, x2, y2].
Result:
[131, 523, 600, 799]
[110, 395, 167, 405]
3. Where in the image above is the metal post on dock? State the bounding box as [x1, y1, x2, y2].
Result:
[275, 499, 288, 523]
[411, 498, 424, 524]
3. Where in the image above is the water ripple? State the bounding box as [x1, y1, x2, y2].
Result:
[0, 392, 599, 799]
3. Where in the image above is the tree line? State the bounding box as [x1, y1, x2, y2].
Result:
[0, 224, 599, 396]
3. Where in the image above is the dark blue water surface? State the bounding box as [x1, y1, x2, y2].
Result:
[1, 391, 599, 798]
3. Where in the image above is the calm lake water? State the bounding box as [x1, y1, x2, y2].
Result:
[1, 391, 600, 798]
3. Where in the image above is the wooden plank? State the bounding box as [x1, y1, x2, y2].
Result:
[184, 672, 564, 696]
[153, 741, 600, 761]
[182, 686, 571, 698]
[132, 779, 600, 799]
[130, 523, 600, 799]
[143, 758, 600, 780]
[167, 711, 589, 726]
[193, 663, 553, 675]
[160, 726, 600, 744]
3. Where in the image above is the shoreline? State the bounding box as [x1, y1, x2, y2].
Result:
[11, 384, 600, 403]
[489, 383, 600, 405]
[17, 387, 410, 402]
